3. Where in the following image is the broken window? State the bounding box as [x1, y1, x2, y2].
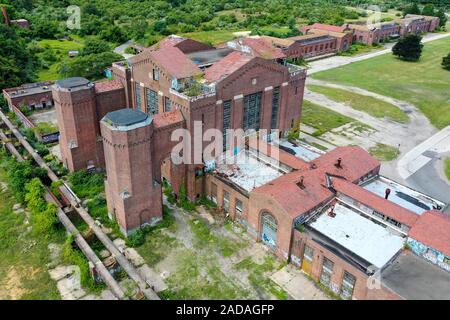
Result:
[165, 96, 171, 112]
[271, 87, 280, 129]
[135, 83, 141, 109]
[243, 92, 262, 132]
[235, 198, 243, 215]
[223, 190, 230, 213]
[210, 183, 217, 204]
[146, 88, 158, 115]
[320, 257, 334, 287]
[340, 271, 356, 300]
[223, 100, 232, 150]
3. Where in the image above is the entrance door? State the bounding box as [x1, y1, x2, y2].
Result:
[301, 245, 314, 275]
[261, 213, 277, 250]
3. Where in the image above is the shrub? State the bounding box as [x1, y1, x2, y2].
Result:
[442, 53, 450, 71]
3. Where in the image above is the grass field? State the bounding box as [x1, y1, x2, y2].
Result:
[302, 100, 355, 136]
[181, 30, 239, 45]
[445, 157, 450, 181]
[308, 85, 409, 123]
[312, 37, 450, 129]
[37, 38, 85, 81]
[0, 168, 63, 300]
[369, 143, 400, 161]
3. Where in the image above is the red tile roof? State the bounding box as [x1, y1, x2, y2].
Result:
[204, 51, 253, 82]
[149, 46, 202, 79]
[311, 146, 380, 183]
[94, 79, 123, 93]
[408, 210, 450, 256]
[253, 146, 379, 219]
[254, 169, 335, 218]
[236, 38, 286, 59]
[149, 35, 186, 51]
[332, 178, 419, 227]
[152, 109, 184, 129]
[308, 23, 347, 33]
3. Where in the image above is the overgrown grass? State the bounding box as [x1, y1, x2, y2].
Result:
[369, 143, 400, 161]
[37, 38, 84, 81]
[308, 85, 409, 124]
[67, 170, 105, 199]
[159, 250, 250, 300]
[312, 37, 450, 129]
[0, 159, 64, 300]
[180, 30, 238, 45]
[444, 158, 450, 182]
[189, 219, 246, 257]
[61, 235, 106, 294]
[302, 100, 354, 136]
[234, 256, 288, 300]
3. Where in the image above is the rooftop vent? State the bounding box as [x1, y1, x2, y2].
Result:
[296, 176, 305, 189]
[335, 157, 342, 168]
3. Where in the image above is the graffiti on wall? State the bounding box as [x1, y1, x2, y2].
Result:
[407, 238, 450, 273]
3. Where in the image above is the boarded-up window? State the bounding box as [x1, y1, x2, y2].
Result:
[304, 245, 314, 262]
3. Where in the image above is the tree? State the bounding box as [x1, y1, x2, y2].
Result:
[436, 9, 447, 28]
[392, 34, 423, 61]
[442, 53, 450, 71]
[421, 4, 435, 16]
[80, 39, 111, 56]
[403, 3, 420, 16]
[0, 24, 37, 89]
[58, 52, 122, 80]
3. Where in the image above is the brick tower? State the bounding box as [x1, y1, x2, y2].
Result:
[101, 108, 162, 235]
[53, 77, 102, 171]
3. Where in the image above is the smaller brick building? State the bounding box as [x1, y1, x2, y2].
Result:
[3, 81, 54, 111]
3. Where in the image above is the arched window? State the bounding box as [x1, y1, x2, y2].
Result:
[261, 212, 278, 249]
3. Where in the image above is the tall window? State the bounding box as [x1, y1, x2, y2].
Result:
[210, 183, 217, 204]
[223, 191, 230, 213]
[340, 271, 356, 300]
[271, 87, 280, 129]
[165, 97, 171, 112]
[320, 258, 334, 287]
[146, 88, 158, 115]
[235, 198, 243, 216]
[243, 92, 262, 132]
[152, 68, 159, 81]
[223, 100, 232, 150]
[135, 83, 141, 109]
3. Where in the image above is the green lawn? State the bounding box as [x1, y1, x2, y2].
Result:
[308, 84, 410, 123]
[181, 30, 239, 45]
[0, 168, 63, 300]
[312, 37, 450, 129]
[302, 100, 355, 136]
[445, 157, 450, 182]
[369, 143, 400, 161]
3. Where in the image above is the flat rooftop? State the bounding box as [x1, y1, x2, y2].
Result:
[381, 251, 450, 300]
[55, 77, 91, 89]
[361, 176, 445, 215]
[214, 150, 283, 193]
[309, 203, 404, 268]
[4, 82, 53, 98]
[277, 140, 322, 162]
[187, 48, 234, 68]
[102, 108, 151, 131]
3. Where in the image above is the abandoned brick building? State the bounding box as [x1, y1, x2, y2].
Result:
[22, 31, 449, 300]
